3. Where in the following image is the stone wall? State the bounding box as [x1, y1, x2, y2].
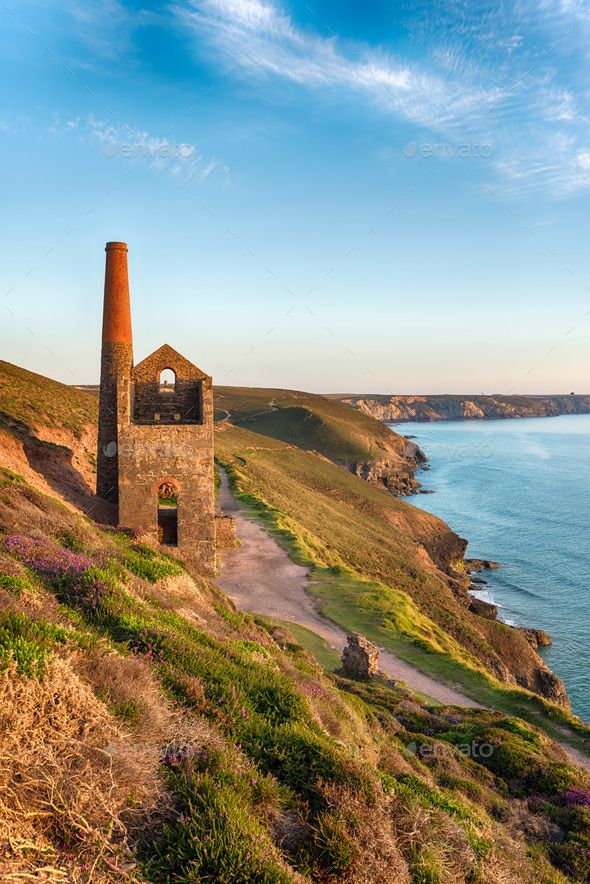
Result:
[117, 419, 216, 575]
[117, 344, 216, 576]
[215, 515, 237, 549]
[133, 379, 202, 424]
[96, 341, 133, 502]
[341, 634, 379, 677]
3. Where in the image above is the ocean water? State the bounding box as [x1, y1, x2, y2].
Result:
[388, 415, 590, 721]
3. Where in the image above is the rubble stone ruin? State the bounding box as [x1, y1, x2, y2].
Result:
[341, 633, 380, 677]
[96, 241, 226, 575]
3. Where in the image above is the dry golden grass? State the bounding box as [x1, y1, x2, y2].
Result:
[0, 656, 159, 882]
[73, 647, 221, 754]
[131, 571, 234, 639]
[390, 796, 474, 882]
[314, 783, 411, 884]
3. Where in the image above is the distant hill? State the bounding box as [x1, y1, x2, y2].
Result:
[329, 392, 590, 422]
[215, 385, 426, 495]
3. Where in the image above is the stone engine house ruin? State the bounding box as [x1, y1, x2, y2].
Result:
[96, 241, 219, 575]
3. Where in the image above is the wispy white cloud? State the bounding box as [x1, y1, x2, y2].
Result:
[87, 115, 229, 182]
[42, 114, 228, 183]
[62, 0, 137, 63]
[175, 0, 590, 199]
[543, 88, 579, 123]
[177, 0, 501, 132]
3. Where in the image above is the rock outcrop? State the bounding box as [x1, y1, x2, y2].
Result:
[525, 668, 570, 708]
[350, 456, 423, 496]
[342, 634, 379, 677]
[349, 437, 430, 496]
[468, 596, 498, 620]
[519, 627, 552, 648]
[465, 558, 501, 573]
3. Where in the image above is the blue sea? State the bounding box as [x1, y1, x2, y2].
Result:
[388, 415, 590, 721]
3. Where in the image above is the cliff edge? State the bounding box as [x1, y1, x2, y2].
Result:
[333, 393, 590, 422]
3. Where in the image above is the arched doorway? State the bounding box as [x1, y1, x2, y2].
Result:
[157, 480, 178, 545]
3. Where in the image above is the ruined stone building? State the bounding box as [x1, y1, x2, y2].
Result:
[96, 241, 226, 575]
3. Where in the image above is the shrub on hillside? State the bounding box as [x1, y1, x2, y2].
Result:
[4, 534, 109, 616]
[0, 611, 69, 677]
[121, 542, 183, 582]
[146, 742, 292, 882]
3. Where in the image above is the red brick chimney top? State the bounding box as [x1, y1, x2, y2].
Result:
[102, 241, 132, 344]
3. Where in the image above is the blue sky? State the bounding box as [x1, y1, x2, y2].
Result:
[1, 0, 590, 393]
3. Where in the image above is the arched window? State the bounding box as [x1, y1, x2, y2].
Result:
[159, 368, 176, 392]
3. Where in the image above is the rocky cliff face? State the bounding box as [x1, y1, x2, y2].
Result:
[339, 394, 590, 422]
[349, 438, 428, 496]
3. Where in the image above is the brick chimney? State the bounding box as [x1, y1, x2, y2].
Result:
[96, 242, 133, 503]
[101, 241, 132, 344]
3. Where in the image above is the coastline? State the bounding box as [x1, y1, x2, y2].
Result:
[396, 424, 557, 647]
[334, 393, 590, 423]
[404, 434, 556, 646]
[390, 415, 590, 720]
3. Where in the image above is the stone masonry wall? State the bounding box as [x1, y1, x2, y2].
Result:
[117, 420, 215, 575]
[133, 379, 202, 424]
[117, 348, 216, 576]
[214, 515, 237, 549]
[96, 341, 133, 502]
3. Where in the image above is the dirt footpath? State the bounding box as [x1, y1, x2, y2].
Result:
[215, 470, 590, 772]
[216, 470, 485, 709]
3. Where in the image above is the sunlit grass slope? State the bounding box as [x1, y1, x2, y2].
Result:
[0, 465, 588, 882]
[214, 423, 590, 748]
[214, 384, 413, 467]
[0, 360, 97, 438]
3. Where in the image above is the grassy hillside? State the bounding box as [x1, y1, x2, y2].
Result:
[0, 360, 97, 438]
[1, 361, 590, 879]
[214, 423, 583, 731]
[0, 362, 99, 514]
[1, 466, 589, 882]
[214, 386, 422, 489]
[0, 362, 576, 710]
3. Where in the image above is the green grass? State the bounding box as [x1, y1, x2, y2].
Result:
[262, 618, 341, 672]
[0, 573, 33, 595]
[0, 467, 26, 488]
[146, 744, 292, 882]
[214, 384, 412, 467]
[119, 542, 184, 582]
[0, 611, 71, 677]
[0, 360, 97, 438]
[214, 442, 590, 758]
[2, 470, 589, 882]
